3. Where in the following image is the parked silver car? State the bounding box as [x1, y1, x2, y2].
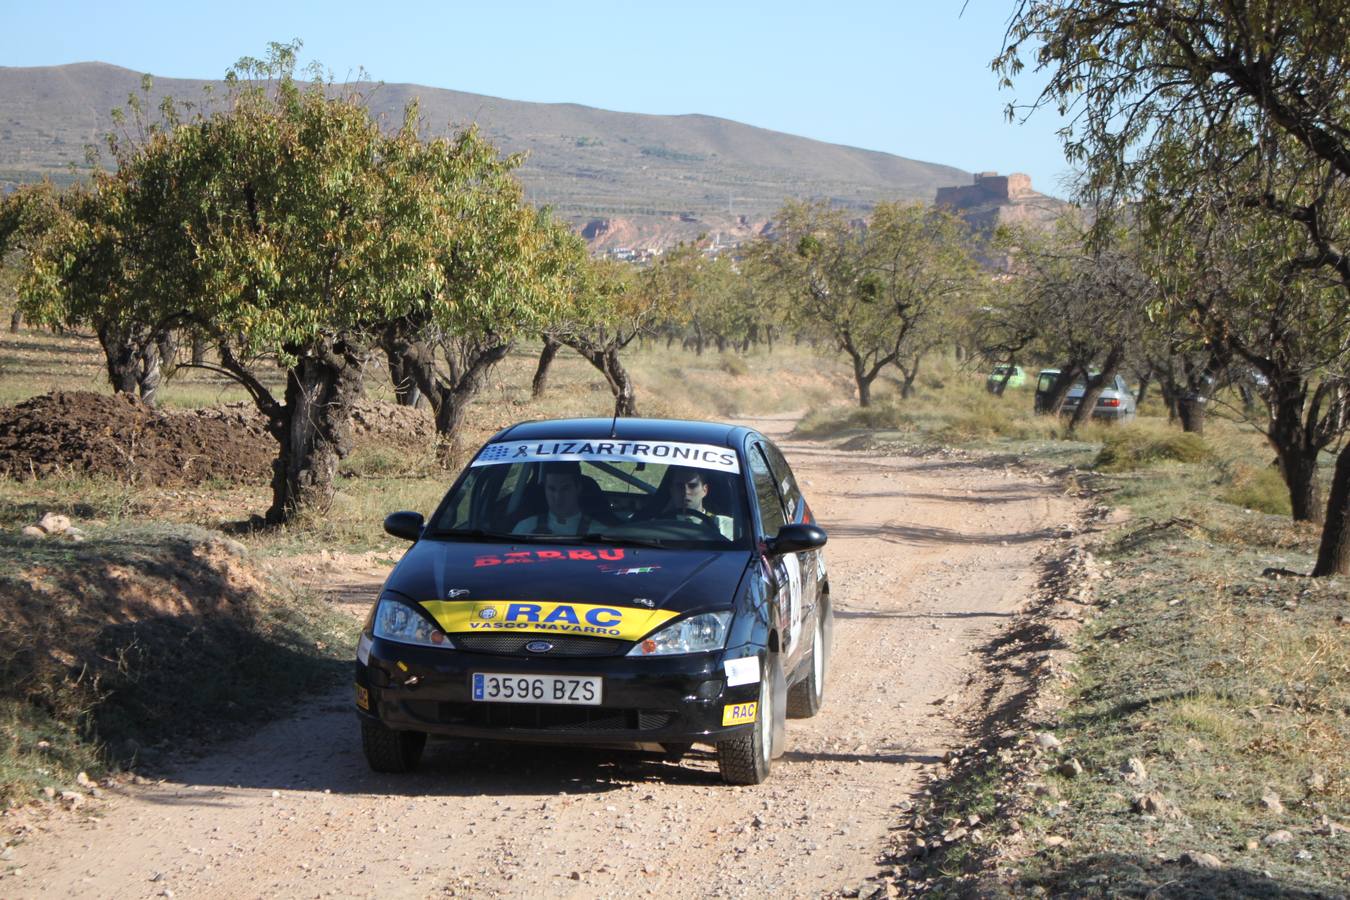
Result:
[1059, 372, 1136, 422]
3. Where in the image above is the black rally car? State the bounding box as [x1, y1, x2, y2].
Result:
[354, 417, 830, 784]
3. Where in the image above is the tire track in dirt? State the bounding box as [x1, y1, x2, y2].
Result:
[5, 418, 1077, 899]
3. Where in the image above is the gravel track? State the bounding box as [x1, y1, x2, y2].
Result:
[8, 415, 1076, 898]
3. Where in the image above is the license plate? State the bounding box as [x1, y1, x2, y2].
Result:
[471, 673, 602, 705]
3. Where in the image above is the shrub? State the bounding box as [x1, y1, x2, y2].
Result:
[1094, 425, 1212, 471]
[1219, 463, 1293, 516]
[718, 355, 749, 377]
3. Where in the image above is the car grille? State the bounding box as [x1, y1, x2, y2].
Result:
[403, 701, 676, 733]
[452, 634, 629, 657]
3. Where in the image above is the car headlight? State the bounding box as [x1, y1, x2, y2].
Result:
[372, 595, 452, 648]
[628, 611, 731, 657]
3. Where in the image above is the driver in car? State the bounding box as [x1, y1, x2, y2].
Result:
[512, 463, 595, 536]
[653, 466, 735, 539]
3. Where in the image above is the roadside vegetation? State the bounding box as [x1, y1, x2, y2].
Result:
[794, 365, 1347, 897]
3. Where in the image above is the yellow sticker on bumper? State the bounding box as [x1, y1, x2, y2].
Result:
[722, 702, 758, 726]
[355, 684, 370, 710]
[420, 600, 678, 642]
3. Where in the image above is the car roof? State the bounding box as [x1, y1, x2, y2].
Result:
[489, 417, 754, 449]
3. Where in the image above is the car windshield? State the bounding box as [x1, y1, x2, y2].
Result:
[428, 439, 751, 550]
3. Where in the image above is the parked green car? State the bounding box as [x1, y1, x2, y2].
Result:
[986, 365, 1026, 394]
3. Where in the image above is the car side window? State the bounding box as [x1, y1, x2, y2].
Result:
[760, 441, 804, 522]
[748, 444, 787, 533]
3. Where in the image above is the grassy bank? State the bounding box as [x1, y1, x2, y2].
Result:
[0, 521, 354, 804]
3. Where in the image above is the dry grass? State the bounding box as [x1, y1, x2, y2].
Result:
[1093, 420, 1213, 470]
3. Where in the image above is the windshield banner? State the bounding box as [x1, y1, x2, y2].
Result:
[471, 439, 740, 473]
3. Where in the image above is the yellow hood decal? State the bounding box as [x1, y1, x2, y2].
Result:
[420, 600, 679, 642]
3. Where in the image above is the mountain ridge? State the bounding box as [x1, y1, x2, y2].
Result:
[1, 61, 975, 248]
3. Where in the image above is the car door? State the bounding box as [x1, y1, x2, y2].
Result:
[745, 439, 800, 665]
[749, 439, 814, 671]
[759, 440, 823, 654]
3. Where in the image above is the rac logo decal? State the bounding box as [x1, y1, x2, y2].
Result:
[419, 600, 677, 641]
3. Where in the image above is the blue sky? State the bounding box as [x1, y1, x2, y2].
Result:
[1, 0, 1075, 194]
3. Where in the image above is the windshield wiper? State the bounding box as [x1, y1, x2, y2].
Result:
[426, 527, 519, 541]
[577, 532, 668, 549]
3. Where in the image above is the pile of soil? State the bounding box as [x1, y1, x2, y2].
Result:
[0, 391, 439, 487]
[0, 392, 274, 485]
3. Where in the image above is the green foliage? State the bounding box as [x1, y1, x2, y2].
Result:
[749, 199, 982, 406]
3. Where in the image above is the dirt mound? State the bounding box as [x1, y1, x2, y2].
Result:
[0, 392, 437, 486]
[349, 398, 436, 445]
[0, 392, 275, 485]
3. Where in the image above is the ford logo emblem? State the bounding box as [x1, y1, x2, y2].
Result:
[524, 640, 554, 653]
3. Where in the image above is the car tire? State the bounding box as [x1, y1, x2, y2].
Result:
[717, 653, 784, 785]
[361, 719, 427, 773]
[787, 601, 831, 719]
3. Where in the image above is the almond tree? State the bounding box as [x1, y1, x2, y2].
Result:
[26, 43, 549, 524]
[547, 250, 650, 418]
[18, 176, 181, 406]
[377, 135, 573, 448]
[753, 200, 977, 407]
[1000, 0, 1350, 572]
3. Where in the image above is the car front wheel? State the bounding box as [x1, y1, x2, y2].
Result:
[787, 602, 831, 718]
[361, 719, 427, 773]
[717, 653, 784, 785]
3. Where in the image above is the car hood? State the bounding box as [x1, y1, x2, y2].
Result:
[383, 539, 751, 640]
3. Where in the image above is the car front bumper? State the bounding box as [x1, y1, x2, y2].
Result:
[355, 635, 761, 745]
[1060, 402, 1132, 420]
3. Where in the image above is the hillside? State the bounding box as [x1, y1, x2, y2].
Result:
[0, 62, 972, 249]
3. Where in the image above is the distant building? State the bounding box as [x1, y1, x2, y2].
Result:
[934, 171, 1035, 209]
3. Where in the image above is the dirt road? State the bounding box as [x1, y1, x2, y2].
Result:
[7, 417, 1076, 899]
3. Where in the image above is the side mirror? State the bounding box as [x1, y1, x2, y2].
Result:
[766, 523, 827, 556]
[384, 511, 425, 542]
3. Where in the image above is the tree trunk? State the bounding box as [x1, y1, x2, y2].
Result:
[1043, 366, 1081, 417]
[380, 320, 432, 408]
[532, 335, 561, 399]
[1282, 452, 1323, 523]
[849, 352, 875, 408]
[1177, 395, 1206, 433]
[97, 322, 141, 396]
[604, 347, 638, 417]
[993, 360, 1015, 397]
[766, 325, 775, 353]
[190, 334, 207, 366]
[137, 342, 164, 408]
[1313, 444, 1350, 576]
[1135, 370, 1152, 407]
[266, 340, 363, 524]
[1265, 377, 1325, 523]
[97, 321, 162, 405]
[715, 335, 727, 353]
[896, 356, 922, 399]
[9, 309, 21, 333]
[425, 342, 512, 444]
[1238, 382, 1257, 415]
[1069, 347, 1124, 434]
